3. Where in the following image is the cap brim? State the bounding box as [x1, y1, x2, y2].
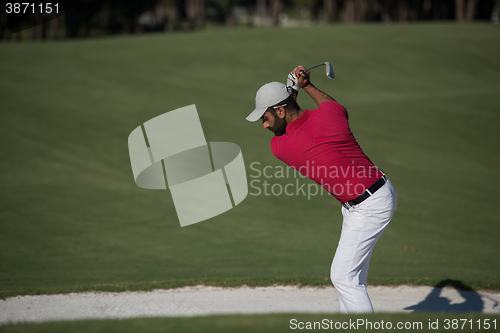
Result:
[246, 107, 267, 122]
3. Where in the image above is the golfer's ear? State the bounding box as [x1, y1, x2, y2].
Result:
[277, 106, 286, 119]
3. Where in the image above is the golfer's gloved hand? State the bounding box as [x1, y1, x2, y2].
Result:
[287, 70, 300, 93]
[294, 65, 311, 89]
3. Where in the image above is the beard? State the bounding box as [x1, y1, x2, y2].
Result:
[269, 111, 287, 136]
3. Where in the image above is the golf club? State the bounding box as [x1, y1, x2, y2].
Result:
[301, 62, 335, 79]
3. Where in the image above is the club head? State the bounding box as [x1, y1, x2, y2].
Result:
[324, 62, 335, 79]
[301, 62, 335, 79]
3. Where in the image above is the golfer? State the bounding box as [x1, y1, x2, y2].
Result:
[246, 66, 397, 313]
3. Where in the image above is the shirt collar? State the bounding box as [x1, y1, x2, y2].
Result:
[286, 110, 311, 134]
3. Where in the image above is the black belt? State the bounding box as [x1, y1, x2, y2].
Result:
[342, 174, 388, 210]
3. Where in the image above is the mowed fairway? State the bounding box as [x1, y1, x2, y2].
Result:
[0, 23, 499, 298]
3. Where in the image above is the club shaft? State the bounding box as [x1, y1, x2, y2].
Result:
[303, 63, 326, 72]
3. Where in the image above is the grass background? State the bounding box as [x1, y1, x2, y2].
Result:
[0, 23, 499, 300]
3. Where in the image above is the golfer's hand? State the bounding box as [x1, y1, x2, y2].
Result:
[294, 65, 311, 89]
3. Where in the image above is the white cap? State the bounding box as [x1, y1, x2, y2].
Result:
[246, 82, 291, 122]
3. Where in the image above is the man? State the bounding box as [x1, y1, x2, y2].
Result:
[246, 66, 397, 313]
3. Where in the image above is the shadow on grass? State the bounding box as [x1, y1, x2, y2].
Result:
[404, 279, 493, 312]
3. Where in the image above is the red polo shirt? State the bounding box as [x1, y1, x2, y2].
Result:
[270, 101, 382, 203]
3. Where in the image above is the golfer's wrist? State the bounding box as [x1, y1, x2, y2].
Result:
[302, 82, 314, 91]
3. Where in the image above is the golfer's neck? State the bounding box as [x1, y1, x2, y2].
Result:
[287, 109, 304, 125]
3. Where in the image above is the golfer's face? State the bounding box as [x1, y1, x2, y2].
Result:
[261, 111, 275, 133]
[261, 109, 287, 136]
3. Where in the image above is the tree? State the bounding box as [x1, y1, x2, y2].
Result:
[270, 0, 283, 25]
[186, 0, 205, 28]
[322, 0, 337, 22]
[211, 0, 237, 27]
[455, 0, 478, 21]
[256, 0, 267, 18]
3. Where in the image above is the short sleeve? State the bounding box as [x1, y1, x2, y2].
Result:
[318, 101, 347, 119]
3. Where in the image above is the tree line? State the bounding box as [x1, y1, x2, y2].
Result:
[0, 0, 497, 40]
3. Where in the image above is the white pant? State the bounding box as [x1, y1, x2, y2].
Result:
[330, 179, 397, 313]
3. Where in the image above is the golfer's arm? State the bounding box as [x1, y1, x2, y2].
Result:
[301, 84, 348, 119]
[302, 84, 335, 106]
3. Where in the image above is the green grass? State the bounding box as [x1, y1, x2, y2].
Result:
[1, 314, 498, 332]
[0, 23, 499, 298]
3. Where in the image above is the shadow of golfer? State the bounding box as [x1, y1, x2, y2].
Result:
[404, 279, 486, 312]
